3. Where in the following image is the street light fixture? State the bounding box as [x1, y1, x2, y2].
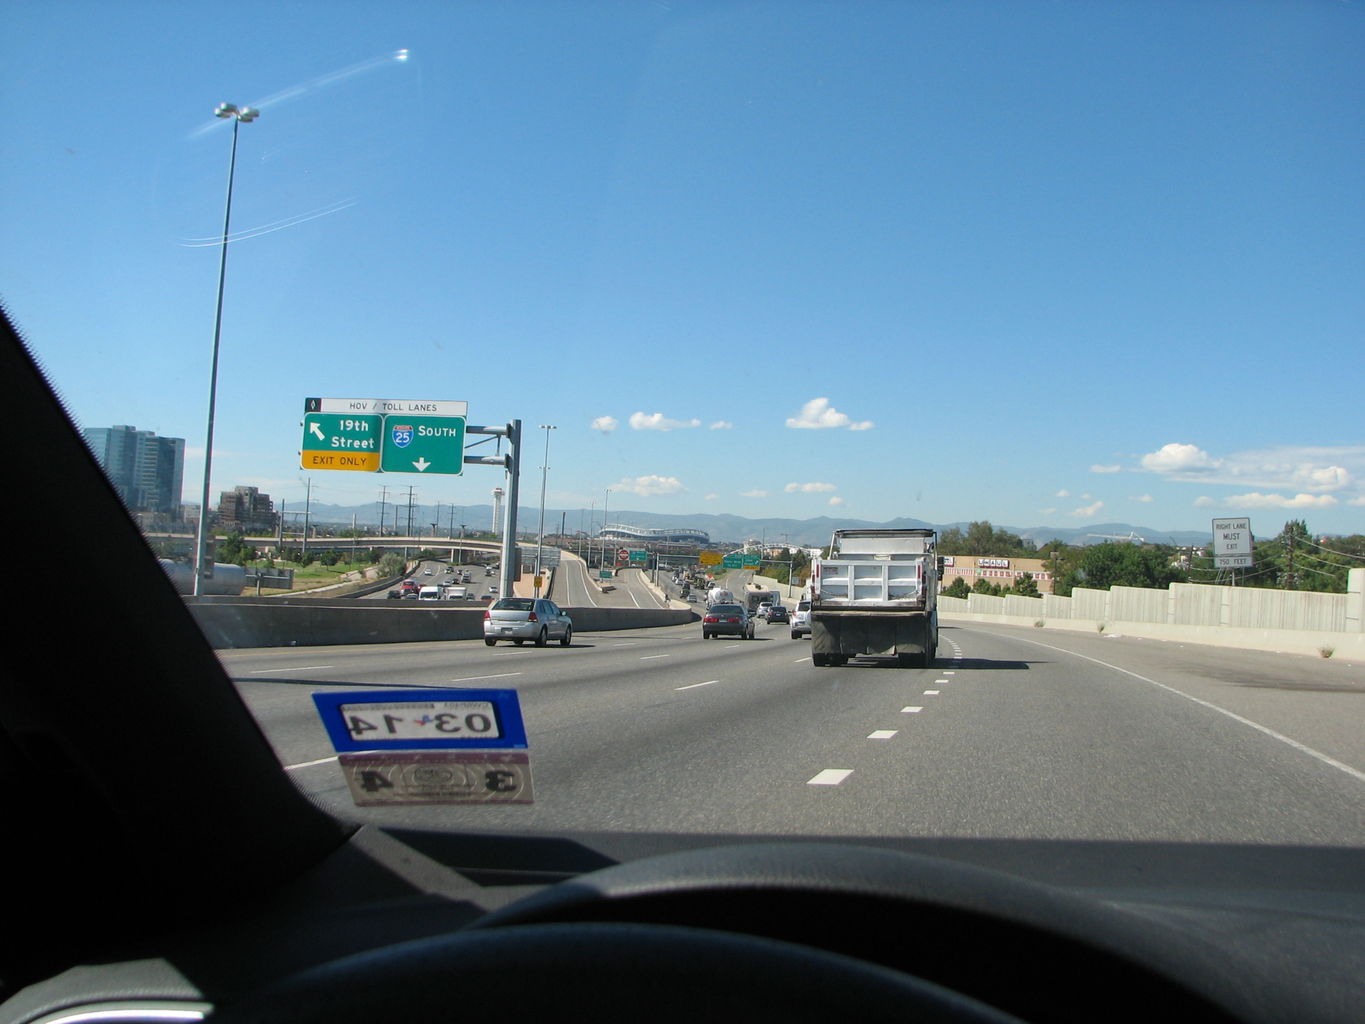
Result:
[193, 101, 258, 596]
[534, 424, 556, 596]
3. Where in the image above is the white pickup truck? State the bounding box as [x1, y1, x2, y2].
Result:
[809, 528, 939, 668]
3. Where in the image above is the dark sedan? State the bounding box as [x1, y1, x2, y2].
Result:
[702, 603, 755, 640]
[765, 605, 790, 623]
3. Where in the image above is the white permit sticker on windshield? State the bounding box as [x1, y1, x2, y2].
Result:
[339, 751, 533, 805]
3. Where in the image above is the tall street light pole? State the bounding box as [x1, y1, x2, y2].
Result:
[534, 424, 556, 597]
[194, 101, 258, 596]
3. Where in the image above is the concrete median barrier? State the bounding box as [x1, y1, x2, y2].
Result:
[187, 597, 696, 649]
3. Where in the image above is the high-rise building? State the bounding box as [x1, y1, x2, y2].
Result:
[82, 425, 185, 522]
[216, 485, 279, 534]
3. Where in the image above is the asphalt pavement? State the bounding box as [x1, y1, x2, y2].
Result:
[223, 618, 1364, 847]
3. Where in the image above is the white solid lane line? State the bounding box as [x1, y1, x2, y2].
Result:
[675, 679, 720, 691]
[1005, 634, 1365, 785]
[641, 654, 671, 661]
[285, 755, 337, 771]
[249, 665, 335, 674]
[451, 672, 523, 682]
[807, 769, 853, 785]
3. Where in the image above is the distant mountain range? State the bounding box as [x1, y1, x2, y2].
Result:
[301, 502, 1211, 548]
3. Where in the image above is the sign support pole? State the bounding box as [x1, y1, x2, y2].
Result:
[500, 419, 521, 600]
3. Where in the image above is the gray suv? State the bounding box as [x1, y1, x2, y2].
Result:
[790, 599, 811, 639]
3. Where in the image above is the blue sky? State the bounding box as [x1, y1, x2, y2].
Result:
[3, 1, 1362, 536]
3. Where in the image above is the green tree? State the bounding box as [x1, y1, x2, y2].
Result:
[971, 577, 1002, 596]
[379, 552, 405, 577]
[1065, 543, 1183, 591]
[216, 531, 253, 566]
[1011, 572, 1040, 598]
[942, 576, 970, 599]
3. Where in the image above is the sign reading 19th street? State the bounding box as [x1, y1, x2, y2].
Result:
[301, 398, 468, 474]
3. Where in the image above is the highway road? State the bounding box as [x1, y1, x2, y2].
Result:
[224, 620, 1364, 847]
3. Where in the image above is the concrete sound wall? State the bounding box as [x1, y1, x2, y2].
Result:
[937, 568, 1364, 659]
[187, 597, 695, 649]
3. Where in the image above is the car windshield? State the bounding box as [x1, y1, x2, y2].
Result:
[3, 0, 1362, 868]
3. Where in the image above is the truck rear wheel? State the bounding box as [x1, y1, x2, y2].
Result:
[812, 653, 829, 667]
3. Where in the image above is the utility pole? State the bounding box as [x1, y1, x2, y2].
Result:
[377, 486, 389, 538]
[1283, 528, 1296, 589]
[302, 478, 312, 558]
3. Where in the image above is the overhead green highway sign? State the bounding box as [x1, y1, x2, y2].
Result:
[380, 414, 466, 475]
[301, 413, 382, 472]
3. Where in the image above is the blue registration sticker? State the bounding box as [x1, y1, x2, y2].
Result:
[312, 688, 528, 752]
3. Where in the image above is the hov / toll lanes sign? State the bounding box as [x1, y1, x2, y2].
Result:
[301, 413, 382, 472]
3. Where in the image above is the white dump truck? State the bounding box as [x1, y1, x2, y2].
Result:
[808, 528, 939, 668]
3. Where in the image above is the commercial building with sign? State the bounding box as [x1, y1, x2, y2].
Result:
[940, 555, 1054, 594]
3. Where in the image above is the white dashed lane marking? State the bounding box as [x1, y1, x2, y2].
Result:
[901, 706, 923, 713]
[808, 769, 854, 786]
[675, 679, 720, 691]
[868, 730, 898, 740]
[924, 689, 940, 695]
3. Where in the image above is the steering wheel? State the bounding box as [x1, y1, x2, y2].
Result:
[212, 843, 1232, 1024]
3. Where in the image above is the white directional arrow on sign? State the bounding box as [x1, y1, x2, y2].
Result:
[309, 422, 326, 440]
[413, 458, 431, 472]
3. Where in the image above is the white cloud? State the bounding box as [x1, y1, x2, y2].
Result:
[828, 496, 845, 506]
[1194, 496, 1217, 508]
[784, 481, 837, 493]
[1130, 494, 1154, 503]
[1138, 442, 1361, 494]
[704, 492, 719, 501]
[1040, 507, 1057, 515]
[590, 415, 618, 433]
[1055, 489, 1071, 498]
[1292, 465, 1351, 491]
[629, 411, 701, 431]
[611, 475, 685, 497]
[785, 397, 874, 431]
[1348, 495, 1365, 506]
[1072, 500, 1104, 518]
[1222, 492, 1340, 510]
[740, 489, 768, 498]
[709, 421, 733, 430]
[1090, 464, 1121, 474]
[1140, 442, 1219, 474]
